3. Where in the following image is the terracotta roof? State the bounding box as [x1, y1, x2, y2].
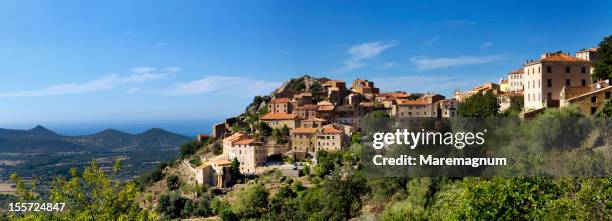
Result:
[260, 112, 298, 120]
[321, 127, 342, 134]
[302, 117, 327, 122]
[318, 105, 334, 111]
[214, 159, 232, 166]
[397, 99, 430, 105]
[295, 104, 318, 110]
[541, 53, 586, 62]
[508, 68, 524, 75]
[223, 132, 247, 142]
[270, 98, 291, 103]
[234, 138, 261, 145]
[292, 127, 318, 134]
[300, 92, 312, 96]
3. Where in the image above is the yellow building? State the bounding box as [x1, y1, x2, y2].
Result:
[291, 127, 318, 152]
[560, 80, 611, 116]
[317, 127, 342, 151]
[260, 112, 299, 129]
[499, 79, 509, 92]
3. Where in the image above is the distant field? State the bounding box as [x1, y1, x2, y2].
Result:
[0, 183, 16, 195]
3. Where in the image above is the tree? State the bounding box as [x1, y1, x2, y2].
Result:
[234, 182, 269, 219]
[350, 132, 362, 145]
[9, 160, 155, 220]
[166, 175, 180, 191]
[229, 158, 242, 183]
[457, 93, 500, 117]
[592, 36, 612, 81]
[595, 99, 612, 117]
[180, 140, 204, 158]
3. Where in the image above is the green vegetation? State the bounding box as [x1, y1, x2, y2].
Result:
[271, 125, 291, 144]
[179, 138, 222, 159]
[7, 161, 156, 220]
[406, 93, 424, 100]
[458, 93, 501, 117]
[595, 98, 612, 117]
[134, 161, 171, 190]
[592, 35, 612, 81]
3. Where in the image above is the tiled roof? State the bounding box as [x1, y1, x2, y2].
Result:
[318, 105, 334, 111]
[223, 132, 247, 142]
[321, 127, 342, 134]
[302, 117, 327, 122]
[295, 104, 318, 110]
[260, 112, 298, 120]
[508, 68, 524, 75]
[270, 98, 291, 103]
[397, 99, 430, 105]
[214, 159, 232, 166]
[292, 127, 318, 134]
[234, 138, 261, 145]
[541, 53, 586, 62]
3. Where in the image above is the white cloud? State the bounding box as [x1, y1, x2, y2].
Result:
[378, 62, 396, 69]
[126, 87, 142, 94]
[410, 55, 508, 71]
[422, 36, 440, 47]
[481, 42, 494, 49]
[130, 67, 157, 74]
[445, 19, 477, 26]
[160, 76, 281, 97]
[0, 67, 179, 98]
[336, 41, 396, 73]
[154, 42, 170, 48]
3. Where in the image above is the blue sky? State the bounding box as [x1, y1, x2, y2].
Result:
[0, 0, 611, 135]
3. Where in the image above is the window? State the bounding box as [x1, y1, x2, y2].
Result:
[582, 67, 586, 73]
[547, 66, 552, 73]
[538, 79, 541, 88]
[538, 67, 541, 73]
[565, 66, 570, 73]
[581, 79, 586, 86]
[606, 91, 611, 99]
[566, 79, 570, 86]
[547, 79, 552, 87]
[591, 96, 597, 103]
[591, 107, 597, 115]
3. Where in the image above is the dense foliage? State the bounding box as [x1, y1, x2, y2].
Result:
[457, 93, 500, 117]
[592, 35, 612, 81]
[8, 161, 156, 220]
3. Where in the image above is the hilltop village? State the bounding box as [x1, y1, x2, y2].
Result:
[190, 47, 610, 188]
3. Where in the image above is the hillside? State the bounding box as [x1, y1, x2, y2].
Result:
[0, 126, 192, 182]
[0, 126, 190, 152]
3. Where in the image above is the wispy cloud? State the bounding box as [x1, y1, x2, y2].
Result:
[160, 76, 281, 97]
[0, 67, 179, 98]
[421, 36, 440, 47]
[444, 19, 477, 26]
[154, 42, 170, 48]
[481, 42, 494, 49]
[336, 41, 397, 73]
[410, 55, 508, 71]
[378, 62, 396, 69]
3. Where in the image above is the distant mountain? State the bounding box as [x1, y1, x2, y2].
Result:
[0, 125, 191, 152]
